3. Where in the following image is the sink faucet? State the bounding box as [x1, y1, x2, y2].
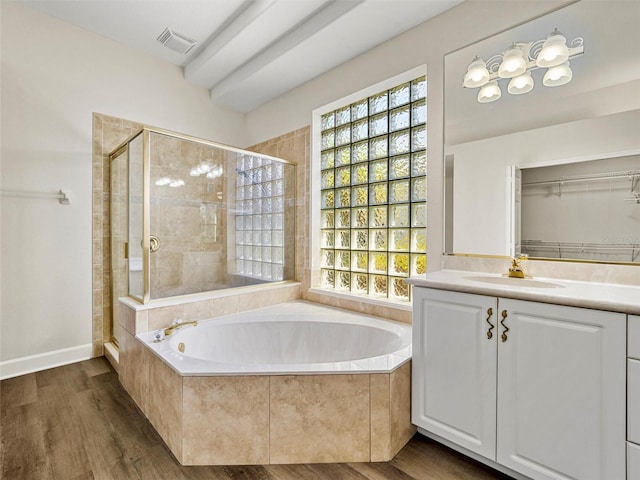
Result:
[507, 255, 528, 278]
[164, 320, 198, 336]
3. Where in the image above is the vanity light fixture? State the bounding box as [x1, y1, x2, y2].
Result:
[508, 71, 534, 95]
[155, 177, 185, 188]
[462, 28, 583, 103]
[190, 162, 212, 176]
[190, 162, 223, 178]
[206, 165, 224, 179]
[543, 61, 573, 87]
[478, 81, 502, 103]
[498, 44, 527, 78]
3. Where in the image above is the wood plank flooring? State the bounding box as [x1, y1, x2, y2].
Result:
[1, 358, 512, 480]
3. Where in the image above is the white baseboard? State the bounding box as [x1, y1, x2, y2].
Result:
[0, 343, 93, 380]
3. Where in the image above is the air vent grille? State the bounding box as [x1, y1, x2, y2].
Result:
[157, 27, 197, 55]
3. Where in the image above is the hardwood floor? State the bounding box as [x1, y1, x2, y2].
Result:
[1, 358, 512, 480]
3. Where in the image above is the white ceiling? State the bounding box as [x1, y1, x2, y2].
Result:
[20, 0, 462, 113]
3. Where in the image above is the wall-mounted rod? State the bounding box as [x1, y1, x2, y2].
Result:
[522, 240, 639, 262]
[522, 170, 640, 188]
[522, 240, 639, 252]
[0, 189, 70, 205]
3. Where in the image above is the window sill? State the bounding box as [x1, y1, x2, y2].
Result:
[307, 287, 412, 312]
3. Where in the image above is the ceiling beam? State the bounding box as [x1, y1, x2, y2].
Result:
[209, 0, 365, 109]
[184, 0, 337, 89]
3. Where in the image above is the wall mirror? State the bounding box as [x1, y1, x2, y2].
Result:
[443, 0, 640, 263]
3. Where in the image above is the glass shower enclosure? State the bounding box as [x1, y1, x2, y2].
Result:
[109, 127, 296, 344]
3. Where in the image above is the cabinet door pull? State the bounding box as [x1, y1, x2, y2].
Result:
[500, 310, 509, 342]
[485, 307, 494, 339]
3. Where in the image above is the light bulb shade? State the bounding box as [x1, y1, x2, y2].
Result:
[543, 62, 572, 87]
[507, 71, 534, 95]
[498, 46, 527, 78]
[477, 81, 501, 103]
[536, 31, 569, 67]
[463, 57, 490, 88]
[206, 165, 224, 178]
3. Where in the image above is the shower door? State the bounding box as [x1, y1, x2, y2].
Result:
[127, 134, 144, 301]
[109, 133, 144, 345]
[110, 148, 127, 346]
[147, 132, 228, 299]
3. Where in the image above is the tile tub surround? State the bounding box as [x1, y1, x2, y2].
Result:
[118, 282, 303, 336]
[118, 300, 415, 465]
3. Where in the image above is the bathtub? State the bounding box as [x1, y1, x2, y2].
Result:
[140, 301, 411, 375]
[123, 301, 415, 465]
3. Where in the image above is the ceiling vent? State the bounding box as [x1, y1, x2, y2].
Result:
[157, 28, 197, 55]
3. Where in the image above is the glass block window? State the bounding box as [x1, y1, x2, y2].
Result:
[234, 155, 286, 281]
[319, 76, 427, 301]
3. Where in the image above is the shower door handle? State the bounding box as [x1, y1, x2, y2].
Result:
[149, 235, 160, 253]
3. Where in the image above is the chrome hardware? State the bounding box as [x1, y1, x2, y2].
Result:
[486, 307, 494, 339]
[500, 310, 509, 342]
[153, 329, 165, 343]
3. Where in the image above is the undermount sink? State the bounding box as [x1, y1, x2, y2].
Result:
[466, 276, 565, 289]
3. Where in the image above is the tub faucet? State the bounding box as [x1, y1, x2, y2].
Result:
[164, 320, 198, 336]
[507, 255, 528, 278]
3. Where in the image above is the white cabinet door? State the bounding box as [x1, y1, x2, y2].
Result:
[629, 359, 640, 445]
[412, 288, 498, 459]
[629, 315, 640, 360]
[496, 299, 626, 480]
[629, 442, 640, 480]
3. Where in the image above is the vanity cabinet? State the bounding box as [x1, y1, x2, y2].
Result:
[629, 315, 640, 480]
[412, 288, 498, 458]
[412, 287, 627, 480]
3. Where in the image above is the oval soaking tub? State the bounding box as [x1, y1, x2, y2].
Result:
[129, 301, 415, 465]
[142, 301, 411, 375]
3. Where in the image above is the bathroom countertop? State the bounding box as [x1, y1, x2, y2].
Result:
[408, 270, 640, 315]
